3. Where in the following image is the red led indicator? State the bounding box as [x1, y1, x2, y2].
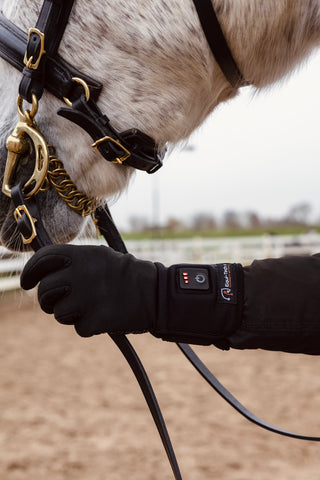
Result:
[182, 272, 189, 284]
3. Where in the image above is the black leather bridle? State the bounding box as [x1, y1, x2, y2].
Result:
[0, 1, 163, 174]
[0, 1, 319, 479]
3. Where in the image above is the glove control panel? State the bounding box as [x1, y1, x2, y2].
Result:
[178, 267, 210, 290]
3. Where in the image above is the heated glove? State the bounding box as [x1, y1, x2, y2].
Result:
[19, 245, 320, 354]
[20, 244, 243, 346]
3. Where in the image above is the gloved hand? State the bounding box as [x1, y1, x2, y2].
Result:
[20, 244, 157, 337]
[20, 244, 244, 345]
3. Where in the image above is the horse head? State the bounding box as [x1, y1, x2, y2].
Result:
[0, 0, 319, 250]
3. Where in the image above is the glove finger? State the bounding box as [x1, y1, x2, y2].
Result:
[74, 316, 94, 337]
[37, 270, 77, 323]
[21, 246, 71, 290]
[54, 301, 80, 326]
[38, 279, 71, 314]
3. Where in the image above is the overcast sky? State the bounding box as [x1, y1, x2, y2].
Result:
[110, 51, 320, 231]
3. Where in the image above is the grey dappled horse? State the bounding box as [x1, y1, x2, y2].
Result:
[0, 0, 319, 250]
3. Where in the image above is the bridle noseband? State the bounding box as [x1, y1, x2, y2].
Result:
[0, 2, 319, 479]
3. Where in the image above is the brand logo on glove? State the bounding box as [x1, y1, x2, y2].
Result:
[220, 287, 234, 301]
[217, 263, 237, 304]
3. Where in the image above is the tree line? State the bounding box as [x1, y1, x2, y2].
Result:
[127, 202, 318, 233]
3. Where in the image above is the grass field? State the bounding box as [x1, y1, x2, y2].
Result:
[122, 225, 320, 241]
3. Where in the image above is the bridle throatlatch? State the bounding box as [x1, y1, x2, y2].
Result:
[0, 1, 319, 479]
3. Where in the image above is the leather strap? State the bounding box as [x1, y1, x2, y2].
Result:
[93, 206, 180, 479]
[178, 343, 320, 442]
[31, 0, 74, 56]
[0, 14, 102, 102]
[11, 184, 52, 251]
[192, 0, 248, 88]
[19, 0, 75, 102]
[109, 332, 182, 479]
[58, 97, 163, 173]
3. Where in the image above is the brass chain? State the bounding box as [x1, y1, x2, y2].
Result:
[43, 148, 97, 217]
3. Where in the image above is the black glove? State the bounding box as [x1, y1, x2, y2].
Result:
[20, 244, 157, 337]
[20, 244, 244, 345]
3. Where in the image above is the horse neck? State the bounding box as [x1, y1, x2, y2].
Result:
[3, 0, 320, 148]
[217, 0, 320, 87]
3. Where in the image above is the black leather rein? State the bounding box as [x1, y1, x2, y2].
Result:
[1, 2, 320, 480]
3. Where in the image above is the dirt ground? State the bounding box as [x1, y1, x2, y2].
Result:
[1, 290, 320, 480]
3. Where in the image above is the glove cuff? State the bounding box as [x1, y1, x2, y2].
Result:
[152, 262, 244, 348]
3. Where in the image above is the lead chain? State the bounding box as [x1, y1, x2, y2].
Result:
[44, 150, 97, 217]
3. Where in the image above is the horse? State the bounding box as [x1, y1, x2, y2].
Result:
[0, 0, 320, 251]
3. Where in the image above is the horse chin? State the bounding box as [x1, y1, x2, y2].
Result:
[0, 188, 86, 252]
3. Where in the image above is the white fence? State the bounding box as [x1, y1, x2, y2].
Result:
[1, 231, 320, 291]
[125, 231, 320, 265]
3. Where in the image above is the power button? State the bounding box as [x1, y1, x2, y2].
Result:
[178, 267, 210, 290]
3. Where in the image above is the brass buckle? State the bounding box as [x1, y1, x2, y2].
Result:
[92, 136, 131, 165]
[14, 205, 37, 245]
[24, 28, 46, 70]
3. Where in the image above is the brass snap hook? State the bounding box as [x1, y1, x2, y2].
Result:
[2, 94, 49, 199]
